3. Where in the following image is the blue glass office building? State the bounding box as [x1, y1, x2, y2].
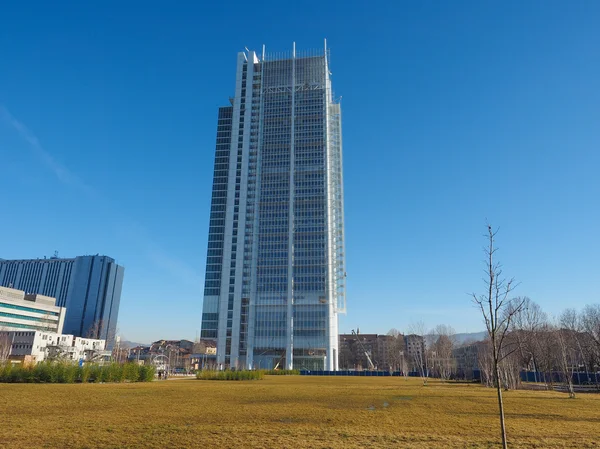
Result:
[201, 43, 346, 370]
[0, 255, 124, 347]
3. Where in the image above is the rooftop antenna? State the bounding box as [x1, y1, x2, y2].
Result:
[244, 46, 250, 53]
[262, 44, 265, 61]
[292, 41, 296, 58]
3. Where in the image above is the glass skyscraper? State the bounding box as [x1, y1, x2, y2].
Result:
[201, 42, 345, 371]
[0, 255, 124, 348]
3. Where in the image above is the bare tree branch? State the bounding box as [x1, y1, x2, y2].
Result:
[471, 224, 518, 449]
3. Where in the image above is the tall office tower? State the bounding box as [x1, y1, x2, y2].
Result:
[201, 42, 346, 370]
[0, 255, 124, 347]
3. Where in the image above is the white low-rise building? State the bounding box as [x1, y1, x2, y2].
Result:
[1, 330, 107, 363]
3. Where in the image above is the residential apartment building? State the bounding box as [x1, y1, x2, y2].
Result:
[404, 334, 426, 373]
[201, 42, 346, 370]
[339, 333, 407, 371]
[1, 330, 105, 363]
[0, 255, 124, 346]
[452, 341, 483, 380]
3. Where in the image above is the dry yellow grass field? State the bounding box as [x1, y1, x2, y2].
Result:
[1, 376, 599, 448]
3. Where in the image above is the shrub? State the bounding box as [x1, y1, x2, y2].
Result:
[33, 363, 52, 383]
[8, 364, 20, 383]
[138, 364, 156, 382]
[196, 369, 263, 381]
[1, 363, 17, 382]
[0, 362, 156, 383]
[49, 363, 62, 383]
[0, 363, 11, 382]
[80, 364, 92, 383]
[122, 363, 139, 382]
[105, 363, 125, 383]
[62, 364, 79, 383]
[263, 369, 300, 376]
[89, 364, 103, 383]
[20, 364, 35, 383]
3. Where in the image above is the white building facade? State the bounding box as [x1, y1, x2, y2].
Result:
[0, 286, 65, 333]
[2, 330, 106, 363]
[201, 42, 346, 371]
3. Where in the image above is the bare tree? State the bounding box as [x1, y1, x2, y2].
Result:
[86, 319, 105, 340]
[87, 319, 120, 355]
[387, 328, 401, 337]
[477, 338, 494, 387]
[385, 330, 406, 372]
[193, 339, 208, 354]
[0, 330, 12, 362]
[496, 329, 522, 390]
[560, 308, 593, 385]
[581, 305, 600, 357]
[510, 297, 547, 382]
[560, 310, 584, 368]
[581, 305, 600, 388]
[537, 322, 559, 387]
[430, 324, 456, 380]
[407, 321, 428, 385]
[471, 225, 524, 449]
[552, 323, 576, 398]
[112, 337, 130, 363]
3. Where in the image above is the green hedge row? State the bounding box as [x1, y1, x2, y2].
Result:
[0, 362, 155, 383]
[196, 369, 264, 381]
[195, 368, 300, 381]
[262, 369, 300, 375]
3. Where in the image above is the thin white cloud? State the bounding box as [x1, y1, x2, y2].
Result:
[0, 105, 94, 194]
[0, 104, 201, 287]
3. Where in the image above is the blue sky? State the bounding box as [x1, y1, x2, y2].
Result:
[1, 1, 598, 343]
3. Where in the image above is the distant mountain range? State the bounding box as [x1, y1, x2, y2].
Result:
[121, 340, 149, 348]
[424, 331, 487, 346]
[453, 331, 487, 345]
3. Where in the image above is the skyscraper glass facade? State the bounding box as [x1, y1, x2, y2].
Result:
[0, 255, 124, 347]
[201, 44, 345, 370]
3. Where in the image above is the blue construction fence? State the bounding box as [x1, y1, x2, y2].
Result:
[520, 371, 600, 385]
[300, 370, 482, 378]
[300, 370, 409, 376]
[298, 370, 599, 385]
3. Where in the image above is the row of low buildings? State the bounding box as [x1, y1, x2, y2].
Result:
[128, 339, 218, 372]
[0, 285, 107, 364]
[125, 333, 482, 376]
[131, 333, 427, 373]
[3, 330, 107, 364]
[339, 332, 483, 377]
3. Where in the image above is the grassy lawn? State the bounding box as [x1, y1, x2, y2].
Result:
[1, 376, 599, 448]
